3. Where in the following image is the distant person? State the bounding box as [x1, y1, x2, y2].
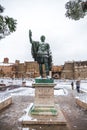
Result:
[76, 80, 80, 93]
[71, 81, 74, 90]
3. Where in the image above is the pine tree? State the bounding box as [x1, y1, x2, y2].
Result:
[65, 0, 87, 20]
[0, 5, 17, 39]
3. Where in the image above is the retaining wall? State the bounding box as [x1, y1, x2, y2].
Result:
[0, 97, 12, 110]
[76, 98, 87, 110]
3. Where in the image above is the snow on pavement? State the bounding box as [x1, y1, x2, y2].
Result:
[0, 78, 87, 103]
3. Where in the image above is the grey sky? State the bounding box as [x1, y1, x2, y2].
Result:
[0, 0, 87, 65]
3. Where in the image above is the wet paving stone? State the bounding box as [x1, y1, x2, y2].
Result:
[0, 90, 87, 130]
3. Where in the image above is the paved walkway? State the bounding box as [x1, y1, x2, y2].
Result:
[0, 89, 87, 130]
[55, 89, 87, 130]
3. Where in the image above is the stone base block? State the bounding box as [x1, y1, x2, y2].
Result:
[30, 105, 57, 115]
[0, 96, 12, 111]
[76, 97, 87, 110]
[19, 103, 67, 125]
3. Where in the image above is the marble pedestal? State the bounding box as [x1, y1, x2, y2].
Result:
[20, 78, 67, 125]
[31, 83, 57, 115]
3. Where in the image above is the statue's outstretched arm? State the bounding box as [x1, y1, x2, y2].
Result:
[29, 29, 32, 44]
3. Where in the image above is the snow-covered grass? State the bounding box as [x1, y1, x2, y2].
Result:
[55, 79, 87, 91]
[10, 87, 35, 96]
[54, 80, 87, 103]
[0, 78, 87, 91]
[0, 78, 34, 86]
[0, 95, 12, 103]
[0, 92, 11, 102]
[76, 94, 87, 103]
[0, 87, 68, 97]
[0, 78, 87, 104]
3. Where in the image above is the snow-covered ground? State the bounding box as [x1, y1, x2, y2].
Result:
[0, 78, 87, 103]
[54, 79, 87, 91]
[54, 79, 87, 103]
[0, 78, 87, 90]
[0, 78, 34, 86]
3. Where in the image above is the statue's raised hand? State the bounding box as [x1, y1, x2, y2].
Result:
[29, 29, 32, 43]
[29, 29, 32, 38]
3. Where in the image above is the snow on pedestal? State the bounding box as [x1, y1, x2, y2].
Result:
[19, 78, 67, 125]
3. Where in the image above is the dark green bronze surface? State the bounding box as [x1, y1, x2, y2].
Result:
[35, 78, 54, 83]
[29, 29, 52, 77]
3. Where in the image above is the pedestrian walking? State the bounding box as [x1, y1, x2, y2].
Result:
[71, 81, 74, 90]
[76, 80, 80, 93]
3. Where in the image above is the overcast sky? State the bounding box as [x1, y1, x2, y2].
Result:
[0, 0, 87, 65]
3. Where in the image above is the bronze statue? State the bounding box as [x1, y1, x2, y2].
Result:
[29, 30, 52, 78]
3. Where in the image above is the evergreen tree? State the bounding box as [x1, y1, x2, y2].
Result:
[0, 5, 17, 39]
[65, 0, 87, 20]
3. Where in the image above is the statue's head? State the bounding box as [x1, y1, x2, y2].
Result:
[40, 35, 45, 42]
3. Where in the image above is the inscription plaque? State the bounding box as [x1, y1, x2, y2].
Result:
[35, 86, 54, 107]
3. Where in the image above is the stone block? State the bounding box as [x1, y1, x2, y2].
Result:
[0, 97, 12, 110]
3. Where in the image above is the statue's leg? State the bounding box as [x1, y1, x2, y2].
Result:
[39, 64, 43, 77]
[45, 62, 49, 76]
[44, 57, 49, 76]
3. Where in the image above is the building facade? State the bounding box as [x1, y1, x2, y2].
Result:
[61, 61, 87, 79]
[1, 58, 87, 79]
[61, 62, 74, 79]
